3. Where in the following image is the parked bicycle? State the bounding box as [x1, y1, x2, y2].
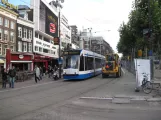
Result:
[141, 73, 153, 94]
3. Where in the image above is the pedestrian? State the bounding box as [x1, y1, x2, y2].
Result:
[1, 68, 7, 88]
[39, 66, 43, 80]
[54, 65, 58, 72]
[34, 65, 40, 83]
[48, 65, 52, 78]
[8, 66, 16, 88]
[43, 65, 46, 76]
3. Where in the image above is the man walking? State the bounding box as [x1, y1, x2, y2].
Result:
[34, 65, 40, 83]
[8, 66, 16, 88]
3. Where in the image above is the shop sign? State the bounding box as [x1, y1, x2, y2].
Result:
[19, 55, 24, 59]
[53, 37, 59, 45]
[1, 0, 18, 10]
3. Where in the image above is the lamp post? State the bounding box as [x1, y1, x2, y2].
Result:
[55, 0, 64, 78]
[87, 28, 92, 50]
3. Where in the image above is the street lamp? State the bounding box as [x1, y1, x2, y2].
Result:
[55, 0, 64, 78]
[87, 28, 92, 50]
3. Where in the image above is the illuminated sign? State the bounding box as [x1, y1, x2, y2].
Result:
[63, 51, 81, 56]
[1, 0, 18, 10]
[53, 37, 59, 45]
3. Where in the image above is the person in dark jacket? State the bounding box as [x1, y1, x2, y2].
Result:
[43, 65, 46, 76]
[8, 66, 16, 88]
[1, 68, 7, 88]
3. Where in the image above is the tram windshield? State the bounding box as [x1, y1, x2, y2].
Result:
[63, 55, 79, 69]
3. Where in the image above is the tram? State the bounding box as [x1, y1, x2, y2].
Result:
[63, 49, 105, 80]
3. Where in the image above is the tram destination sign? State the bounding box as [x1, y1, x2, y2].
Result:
[63, 50, 80, 56]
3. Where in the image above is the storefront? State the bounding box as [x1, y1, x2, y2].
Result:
[10, 52, 33, 71]
[33, 55, 52, 69]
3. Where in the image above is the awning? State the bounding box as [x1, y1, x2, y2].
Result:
[0, 59, 4, 64]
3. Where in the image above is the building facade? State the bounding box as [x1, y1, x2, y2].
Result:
[31, 0, 59, 68]
[0, 5, 18, 69]
[60, 14, 71, 49]
[90, 36, 113, 55]
[70, 25, 80, 49]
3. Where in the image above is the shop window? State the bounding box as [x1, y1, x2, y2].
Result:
[0, 44, 2, 55]
[18, 41, 22, 52]
[23, 28, 27, 38]
[28, 43, 32, 52]
[10, 46, 14, 52]
[23, 42, 27, 52]
[4, 30, 8, 41]
[0, 17, 3, 26]
[18, 27, 22, 38]
[10, 21, 15, 29]
[3, 45, 7, 55]
[0, 29, 2, 41]
[4, 19, 9, 28]
[10, 32, 14, 43]
[35, 46, 38, 51]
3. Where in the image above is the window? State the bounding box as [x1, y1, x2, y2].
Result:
[35, 46, 38, 51]
[0, 29, 2, 40]
[63, 55, 79, 69]
[85, 57, 94, 70]
[35, 32, 38, 38]
[18, 27, 22, 38]
[4, 30, 8, 41]
[79, 55, 84, 71]
[3, 45, 7, 55]
[28, 43, 32, 52]
[39, 35, 42, 40]
[23, 42, 27, 52]
[10, 46, 14, 52]
[23, 28, 27, 38]
[29, 30, 32, 39]
[43, 48, 49, 53]
[4, 19, 9, 28]
[10, 21, 15, 29]
[0, 17, 3, 26]
[10, 32, 14, 43]
[18, 41, 22, 52]
[0, 44, 2, 55]
[39, 47, 42, 52]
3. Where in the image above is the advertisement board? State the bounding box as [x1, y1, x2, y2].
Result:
[39, 0, 58, 37]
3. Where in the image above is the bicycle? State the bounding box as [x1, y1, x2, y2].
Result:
[141, 73, 153, 94]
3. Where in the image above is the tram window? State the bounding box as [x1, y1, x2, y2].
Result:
[85, 57, 93, 70]
[95, 58, 101, 68]
[80, 55, 84, 71]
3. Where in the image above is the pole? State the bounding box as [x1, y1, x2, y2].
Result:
[58, 9, 61, 78]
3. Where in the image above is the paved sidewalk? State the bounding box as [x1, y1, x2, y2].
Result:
[0, 75, 63, 91]
[82, 69, 154, 98]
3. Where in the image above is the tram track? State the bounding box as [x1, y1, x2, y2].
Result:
[9, 76, 118, 120]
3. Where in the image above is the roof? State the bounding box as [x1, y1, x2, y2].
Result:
[18, 5, 30, 10]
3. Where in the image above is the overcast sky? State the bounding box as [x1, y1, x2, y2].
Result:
[8, 0, 134, 52]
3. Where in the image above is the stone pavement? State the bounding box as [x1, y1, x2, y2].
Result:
[79, 68, 161, 104]
[0, 75, 62, 91]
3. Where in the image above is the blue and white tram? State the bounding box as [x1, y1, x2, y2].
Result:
[63, 49, 105, 80]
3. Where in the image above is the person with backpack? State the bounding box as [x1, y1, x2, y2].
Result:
[8, 66, 16, 88]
